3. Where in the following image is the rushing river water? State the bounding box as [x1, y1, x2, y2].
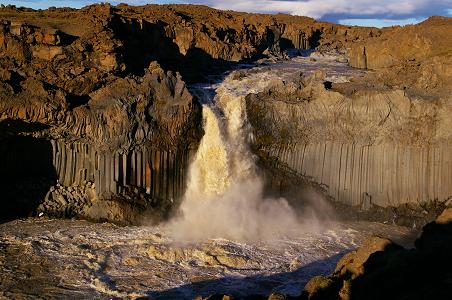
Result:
[0, 53, 413, 299]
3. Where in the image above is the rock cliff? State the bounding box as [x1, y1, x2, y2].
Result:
[247, 75, 452, 210]
[0, 3, 450, 224]
[246, 17, 452, 224]
[0, 3, 381, 223]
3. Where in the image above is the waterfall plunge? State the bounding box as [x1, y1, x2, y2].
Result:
[167, 72, 305, 242]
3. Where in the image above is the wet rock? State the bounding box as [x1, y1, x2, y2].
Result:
[303, 276, 334, 299]
[334, 236, 402, 278]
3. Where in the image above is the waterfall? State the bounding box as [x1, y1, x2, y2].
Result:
[183, 105, 231, 198]
[167, 72, 301, 242]
[184, 87, 256, 199]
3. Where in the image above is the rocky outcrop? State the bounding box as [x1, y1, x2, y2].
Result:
[348, 17, 450, 70]
[302, 207, 452, 300]
[0, 6, 203, 222]
[246, 66, 452, 218]
[348, 17, 452, 98]
[0, 62, 200, 222]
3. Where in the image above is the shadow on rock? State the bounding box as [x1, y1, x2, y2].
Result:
[110, 18, 262, 84]
[0, 119, 56, 223]
[303, 207, 452, 300]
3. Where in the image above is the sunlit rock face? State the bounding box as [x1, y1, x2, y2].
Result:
[246, 50, 452, 218]
[248, 81, 452, 207]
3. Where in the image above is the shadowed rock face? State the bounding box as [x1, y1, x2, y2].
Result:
[302, 209, 452, 300]
[0, 121, 56, 221]
[0, 62, 201, 223]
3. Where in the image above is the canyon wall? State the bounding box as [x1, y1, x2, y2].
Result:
[247, 72, 452, 208]
[247, 17, 452, 211]
[0, 3, 378, 221]
[0, 3, 450, 221]
[263, 142, 452, 207]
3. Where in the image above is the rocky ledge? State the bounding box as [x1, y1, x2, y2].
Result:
[301, 207, 452, 300]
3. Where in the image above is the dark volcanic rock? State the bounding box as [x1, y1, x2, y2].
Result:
[302, 208, 452, 300]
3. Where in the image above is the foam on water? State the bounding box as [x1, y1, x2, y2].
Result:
[0, 218, 414, 299]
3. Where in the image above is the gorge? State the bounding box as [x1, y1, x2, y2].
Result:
[0, 3, 452, 300]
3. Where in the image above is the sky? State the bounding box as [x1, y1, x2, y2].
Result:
[1, 0, 451, 27]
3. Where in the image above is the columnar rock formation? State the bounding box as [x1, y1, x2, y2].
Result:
[247, 30, 452, 211]
[0, 3, 380, 222]
[0, 3, 451, 222]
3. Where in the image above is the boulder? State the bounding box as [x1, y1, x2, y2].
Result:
[31, 45, 63, 60]
[303, 276, 334, 299]
[436, 207, 452, 224]
[334, 236, 400, 278]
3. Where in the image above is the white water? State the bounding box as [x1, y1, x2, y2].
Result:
[169, 70, 301, 242]
[167, 52, 362, 242]
[0, 218, 414, 299]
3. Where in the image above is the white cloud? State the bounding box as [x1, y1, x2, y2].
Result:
[339, 17, 427, 28]
[2, 0, 451, 23]
[187, 0, 452, 19]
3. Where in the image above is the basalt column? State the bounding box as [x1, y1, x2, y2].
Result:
[247, 79, 452, 209]
[262, 142, 452, 207]
[50, 140, 191, 204]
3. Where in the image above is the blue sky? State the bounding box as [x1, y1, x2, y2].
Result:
[1, 0, 451, 27]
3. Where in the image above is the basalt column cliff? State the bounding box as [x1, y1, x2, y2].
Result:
[0, 4, 451, 225]
[247, 17, 452, 225]
[0, 4, 370, 223]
